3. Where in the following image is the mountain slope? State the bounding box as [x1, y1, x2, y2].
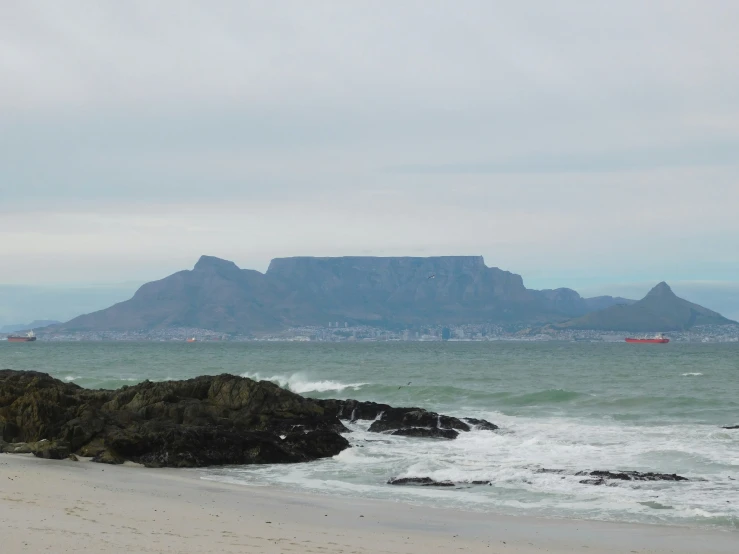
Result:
[56, 255, 634, 333]
[558, 282, 736, 331]
[58, 256, 282, 333]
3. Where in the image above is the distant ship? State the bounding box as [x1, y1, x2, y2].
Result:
[625, 334, 669, 344]
[6, 331, 37, 343]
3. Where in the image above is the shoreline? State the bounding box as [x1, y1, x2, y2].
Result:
[2, 454, 736, 554]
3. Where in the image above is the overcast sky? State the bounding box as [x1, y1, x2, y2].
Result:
[2, 1, 739, 321]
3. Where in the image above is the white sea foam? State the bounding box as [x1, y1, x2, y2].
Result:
[240, 371, 366, 394]
[682, 372, 704, 376]
[63, 375, 81, 382]
[202, 413, 739, 529]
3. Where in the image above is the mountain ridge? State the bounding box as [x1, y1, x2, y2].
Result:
[556, 282, 736, 331]
[53, 255, 636, 334]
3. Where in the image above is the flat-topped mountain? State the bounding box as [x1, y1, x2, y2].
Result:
[557, 282, 736, 331]
[53, 255, 631, 334]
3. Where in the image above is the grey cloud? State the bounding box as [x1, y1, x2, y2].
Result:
[1, 1, 739, 288]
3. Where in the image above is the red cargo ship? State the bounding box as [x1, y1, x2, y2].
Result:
[625, 334, 669, 344]
[6, 331, 37, 342]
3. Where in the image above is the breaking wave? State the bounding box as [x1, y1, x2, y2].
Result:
[240, 372, 367, 394]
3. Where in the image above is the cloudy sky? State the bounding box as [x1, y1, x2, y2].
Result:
[2, 1, 739, 322]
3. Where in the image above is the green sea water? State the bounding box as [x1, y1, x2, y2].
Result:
[2, 341, 738, 529]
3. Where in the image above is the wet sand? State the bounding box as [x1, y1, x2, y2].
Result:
[1, 454, 736, 553]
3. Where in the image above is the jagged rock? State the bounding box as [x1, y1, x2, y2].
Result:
[314, 398, 500, 440]
[368, 408, 469, 433]
[67, 454, 79, 462]
[92, 448, 125, 465]
[463, 418, 499, 431]
[388, 477, 456, 487]
[578, 470, 689, 485]
[723, 425, 739, 430]
[31, 439, 71, 460]
[77, 437, 107, 458]
[314, 399, 390, 421]
[390, 427, 459, 439]
[0, 369, 349, 467]
[315, 399, 470, 429]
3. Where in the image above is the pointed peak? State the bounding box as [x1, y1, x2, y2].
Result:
[194, 255, 240, 272]
[644, 281, 676, 299]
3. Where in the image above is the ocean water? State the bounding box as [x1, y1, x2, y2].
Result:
[2, 341, 738, 529]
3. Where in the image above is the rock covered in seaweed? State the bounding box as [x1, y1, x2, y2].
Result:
[0, 369, 349, 468]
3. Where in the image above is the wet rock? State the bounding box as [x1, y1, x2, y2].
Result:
[463, 418, 499, 431]
[77, 437, 107, 458]
[31, 439, 71, 460]
[315, 399, 391, 421]
[67, 454, 79, 461]
[390, 427, 459, 439]
[578, 471, 689, 485]
[367, 409, 470, 433]
[723, 425, 739, 430]
[316, 399, 472, 431]
[0, 369, 350, 467]
[313, 398, 502, 441]
[534, 467, 690, 485]
[92, 448, 126, 465]
[388, 477, 456, 487]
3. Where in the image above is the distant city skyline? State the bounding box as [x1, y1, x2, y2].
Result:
[2, 2, 738, 320]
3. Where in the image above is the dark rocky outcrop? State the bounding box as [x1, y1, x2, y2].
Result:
[463, 418, 500, 431]
[536, 467, 689, 485]
[723, 425, 739, 430]
[367, 408, 470, 432]
[577, 470, 689, 486]
[390, 470, 690, 489]
[31, 439, 71, 460]
[314, 398, 498, 440]
[388, 477, 456, 487]
[390, 427, 459, 439]
[0, 369, 349, 468]
[315, 399, 391, 422]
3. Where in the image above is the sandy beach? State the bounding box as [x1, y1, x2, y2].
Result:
[0, 454, 735, 554]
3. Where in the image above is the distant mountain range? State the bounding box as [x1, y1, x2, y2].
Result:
[53, 255, 637, 334]
[1, 320, 61, 333]
[555, 282, 736, 332]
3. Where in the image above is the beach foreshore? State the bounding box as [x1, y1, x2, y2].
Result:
[1, 454, 735, 554]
